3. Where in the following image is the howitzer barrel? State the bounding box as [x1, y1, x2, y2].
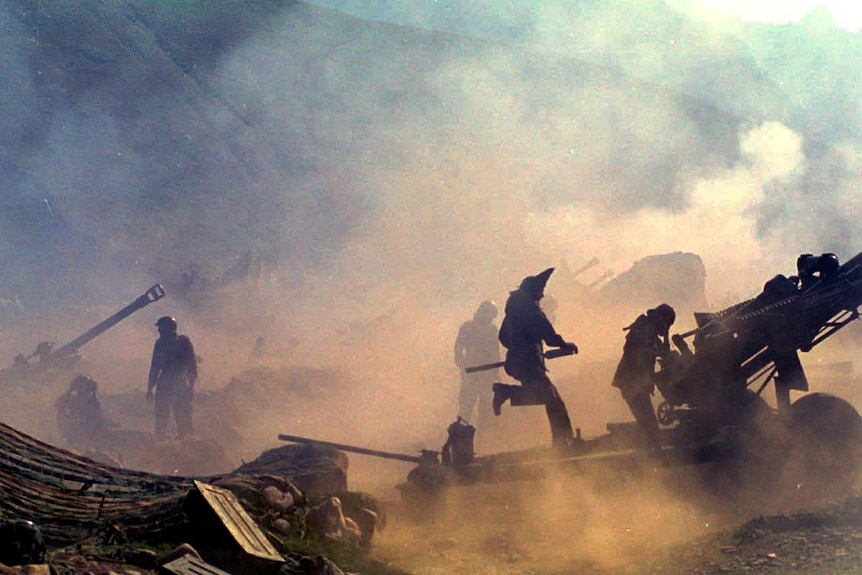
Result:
[840, 250, 862, 290]
[840, 250, 862, 273]
[277, 434, 424, 464]
[587, 270, 614, 289]
[571, 257, 600, 278]
[50, 284, 166, 359]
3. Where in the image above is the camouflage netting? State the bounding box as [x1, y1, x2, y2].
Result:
[0, 419, 377, 549]
[0, 421, 192, 545]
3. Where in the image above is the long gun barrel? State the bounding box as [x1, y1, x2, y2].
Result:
[465, 346, 576, 374]
[571, 257, 600, 278]
[277, 434, 426, 464]
[50, 284, 166, 360]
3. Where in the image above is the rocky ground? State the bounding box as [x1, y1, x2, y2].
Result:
[628, 511, 862, 575]
[28, 497, 862, 575]
[4, 364, 862, 575]
[366, 457, 862, 575]
[646, 494, 862, 575]
[2, 456, 858, 575]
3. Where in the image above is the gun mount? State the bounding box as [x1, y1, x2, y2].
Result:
[398, 252, 862, 503]
[641, 251, 862, 488]
[271, 253, 862, 509]
[10, 284, 166, 371]
[656, 252, 862, 425]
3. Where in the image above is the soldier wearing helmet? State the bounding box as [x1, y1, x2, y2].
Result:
[612, 303, 676, 458]
[494, 268, 579, 449]
[147, 316, 197, 440]
[453, 300, 501, 431]
[55, 374, 107, 449]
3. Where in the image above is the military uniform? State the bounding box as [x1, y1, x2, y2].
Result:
[612, 304, 675, 455]
[495, 268, 577, 448]
[55, 375, 106, 449]
[147, 317, 197, 440]
[453, 301, 500, 428]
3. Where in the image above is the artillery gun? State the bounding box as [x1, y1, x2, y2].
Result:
[280, 252, 862, 503]
[649, 251, 862, 485]
[658, 252, 862, 417]
[5, 284, 166, 376]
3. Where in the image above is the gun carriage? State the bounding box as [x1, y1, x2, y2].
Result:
[281, 252, 862, 502]
[4, 284, 165, 376]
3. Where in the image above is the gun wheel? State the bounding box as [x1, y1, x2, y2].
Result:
[656, 401, 674, 426]
[787, 393, 862, 497]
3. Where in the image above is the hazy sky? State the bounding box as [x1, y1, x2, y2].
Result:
[304, 0, 862, 31]
[4, 0, 862, 399]
[694, 0, 862, 29]
[3, 0, 862, 501]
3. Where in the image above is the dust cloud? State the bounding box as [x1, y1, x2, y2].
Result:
[2, 1, 862, 570]
[371, 462, 782, 575]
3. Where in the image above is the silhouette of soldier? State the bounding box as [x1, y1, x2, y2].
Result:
[453, 300, 500, 429]
[612, 303, 676, 457]
[147, 316, 197, 440]
[494, 268, 579, 448]
[55, 374, 107, 449]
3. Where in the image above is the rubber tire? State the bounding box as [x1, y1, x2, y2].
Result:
[788, 392, 862, 495]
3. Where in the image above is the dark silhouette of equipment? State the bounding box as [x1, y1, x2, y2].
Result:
[279, 252, 862, 504]
[277, 433, 438, 465]
[465, 346, 576, 374]
[10, 284, 166, 370]
[655, 251, 862, 437]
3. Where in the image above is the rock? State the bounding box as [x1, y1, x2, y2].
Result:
[306, 497, 360, 543]
[262, 485, 295, 513]
[354, 508, 378, 548]
[233, 444, 348, 497]
[296, 555, 346, 575]
[121, 549, 157, 569]
[273, 518, 292, 535]
[342, 517, 361, 545]
[214, 475, 305, 513]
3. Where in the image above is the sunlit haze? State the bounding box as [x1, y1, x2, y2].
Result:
[2, 2, 862, 571]
[692, 0, 862, 29]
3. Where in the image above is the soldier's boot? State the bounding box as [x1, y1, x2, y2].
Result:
[492, 383, 512, 416]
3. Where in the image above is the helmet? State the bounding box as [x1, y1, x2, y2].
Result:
[475, 300, 498, 322]
[155, 316, 178, 331]
[652, 303, 676, 327]
[70, 374, 97, 394]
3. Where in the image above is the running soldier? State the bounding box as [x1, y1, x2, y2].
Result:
[494, 268, 579, 449]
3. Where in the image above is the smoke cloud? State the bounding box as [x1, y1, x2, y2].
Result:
[1, 4, 862, 569]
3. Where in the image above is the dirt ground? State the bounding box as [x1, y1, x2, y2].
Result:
[9, 360, 862, 575]
[39, 489, 862, 575]
[367, 461, 862, 575]
[20, 418, 862, 575]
